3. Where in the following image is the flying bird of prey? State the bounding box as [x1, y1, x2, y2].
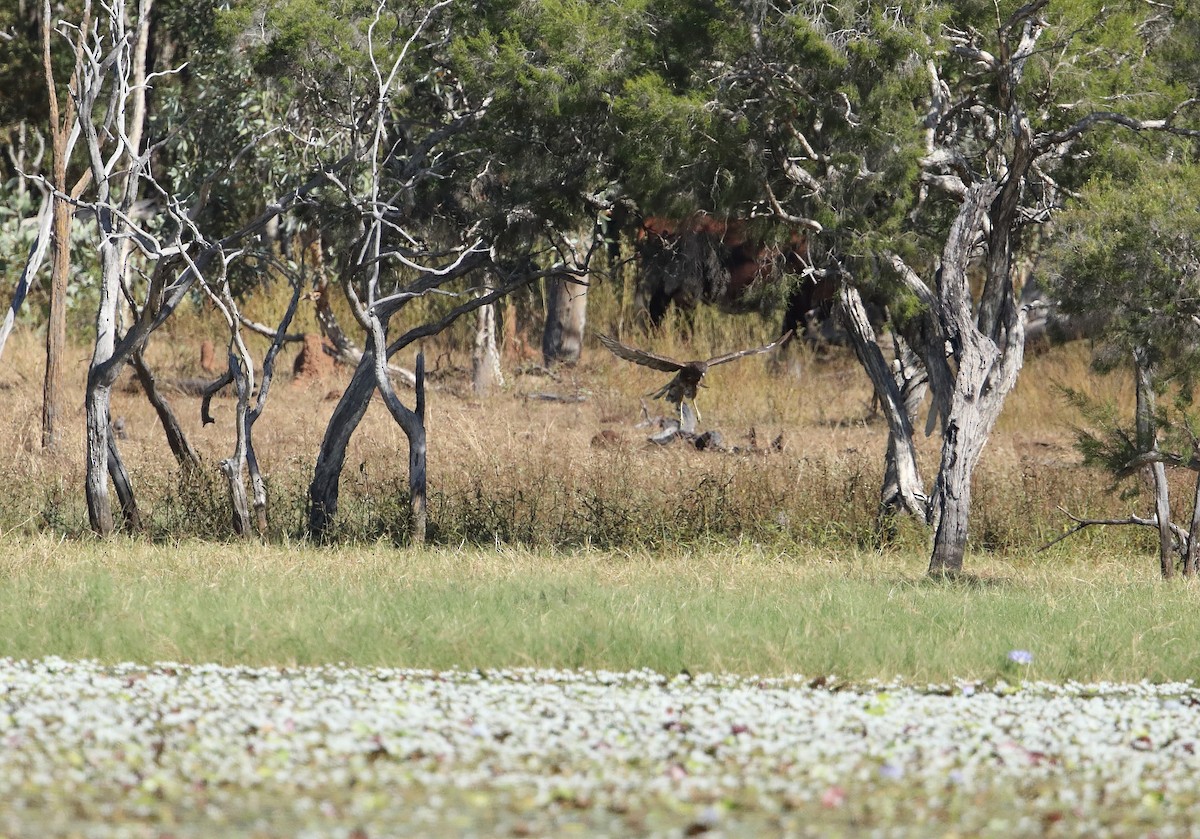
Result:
[597, 330, 792, 429]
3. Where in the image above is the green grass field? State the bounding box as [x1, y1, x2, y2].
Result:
[4, 535, 1197, 684]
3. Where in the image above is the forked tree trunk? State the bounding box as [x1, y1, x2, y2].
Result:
[543, 274, 588, 365]
[922, 184, 1026, 575]
[308, 264, 523, 544]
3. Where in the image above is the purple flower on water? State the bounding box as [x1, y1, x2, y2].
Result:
[1007, 649, 1034, 665]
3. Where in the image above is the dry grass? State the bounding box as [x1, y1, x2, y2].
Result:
[0, 295, 1150, 557]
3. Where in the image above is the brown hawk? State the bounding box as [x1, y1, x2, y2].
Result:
[596, 330, 792, 428]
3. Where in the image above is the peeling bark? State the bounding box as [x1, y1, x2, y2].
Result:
[838, 283, 928, 524]
[926, 184, 1026, 575]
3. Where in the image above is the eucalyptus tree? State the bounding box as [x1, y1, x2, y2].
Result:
[450, 0, 670, 366]
[1047, 160, 1200, 577]
[681, 0, 1200, 573]
[880, 0, 1199, 573]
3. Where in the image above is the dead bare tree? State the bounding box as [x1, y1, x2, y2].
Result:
[191, 252, 303, 536]
[45, 0, 350, 535]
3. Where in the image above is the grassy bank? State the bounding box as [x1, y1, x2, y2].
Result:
[2, 535, 1197, 683]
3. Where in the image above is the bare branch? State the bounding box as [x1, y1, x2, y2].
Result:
[0, 196, 54, 362]
[1040, 506, 1189, 553]
[1037, 110, 1200, 151]
[761, 180, 824, 233]
[885, 252, 937, 311]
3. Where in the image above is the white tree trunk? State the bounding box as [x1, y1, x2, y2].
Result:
[838, 284, 928, 522]
[543, 275, 588, 365]
[472, 279, 503, 396]
[925, 185, 1026, 574]
[1134, 352, 1176, 579]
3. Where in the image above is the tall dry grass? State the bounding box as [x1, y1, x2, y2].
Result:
[0, 287, 1152, 559]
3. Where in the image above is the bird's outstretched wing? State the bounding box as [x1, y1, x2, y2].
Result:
[704, 330, 794, 368]
[596, 333, 685, 373]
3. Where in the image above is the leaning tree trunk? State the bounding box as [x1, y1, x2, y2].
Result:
[309, 358, 378, 541]
[838, 284, 928, 525]
[927, 345, 1004, 573]
[542, 274, 588, 365]
[131, 348, 200, 470]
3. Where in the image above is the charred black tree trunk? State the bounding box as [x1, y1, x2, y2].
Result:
[309, 359, 376, 543]
[131, 348, 201, 471]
